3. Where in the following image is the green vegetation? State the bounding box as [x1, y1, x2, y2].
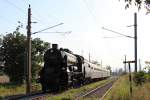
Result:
[133, 71, 146, 85]
[144, 73, 150, 82]
[47, 78, 112, 100]
[0, 22, 50, 84]
[0, 83, 41, 99]
[0, 83, 26, 98]
[2, 27, 26, 83]
[104, 73, 150, 100]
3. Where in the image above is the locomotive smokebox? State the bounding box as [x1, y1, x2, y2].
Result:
[52, 44, 58, 49]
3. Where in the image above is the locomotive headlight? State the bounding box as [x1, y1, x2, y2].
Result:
[62, 67, 66, 70]
[50, 49, 53, 53]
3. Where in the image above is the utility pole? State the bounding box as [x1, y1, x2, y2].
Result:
[123, 60, 135, 96]
[134, 13, 137, 72]
[101, 60, 102, 68]
[89, 53, 91, 62]
[128, 62, 133, 96]
[139, 59, 141, 71]
[26, 4, 31, 94]
[124, 55, 127, 73]
[102, 13, 138, 73]
[25, 5, 64, 94]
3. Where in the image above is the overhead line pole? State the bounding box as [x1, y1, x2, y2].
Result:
[134, 13, 137, 72]
[102, 13, 138, 73]
[27, 4, 32, 94]
[89, 53, 91, 62]
[26, 5, 65, 94]
[124, 55, 127, 73]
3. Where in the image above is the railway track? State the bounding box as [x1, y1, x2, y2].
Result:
[4, 77, 117, 100]
[4, 91, 50, 100]
[75, 79, 115, 100]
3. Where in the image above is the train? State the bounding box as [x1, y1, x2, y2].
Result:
[39, 44, 110, 92]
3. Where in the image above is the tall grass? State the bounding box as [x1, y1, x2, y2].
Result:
[132, 82, 150, 100]
[0, 83, 26, 97]
[0, 82, 41, 98]
[104, 75, 130, 100]
[104, 75, 150, 100]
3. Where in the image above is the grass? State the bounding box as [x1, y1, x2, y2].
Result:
[103, 74, 150, 100]
[0, 83, 26, 100]
[0, 82, 41, 99]
[47, 78, 112, 100]
[132, 82, 150, 100]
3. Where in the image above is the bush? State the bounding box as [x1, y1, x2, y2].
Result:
[0, 96, 4, 100]
[133, 71, 146, 86]
[144, 73, 150, 82]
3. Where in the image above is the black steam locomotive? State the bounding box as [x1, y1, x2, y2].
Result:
[39, 44, 110, 92]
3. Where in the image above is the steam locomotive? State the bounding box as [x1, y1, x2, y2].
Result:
[39, 44, 110, 92]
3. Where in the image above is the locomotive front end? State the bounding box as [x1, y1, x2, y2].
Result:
[39, 44, 65, 92]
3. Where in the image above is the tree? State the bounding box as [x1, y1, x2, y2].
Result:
[31, 38, 50, 79]
[0, 34, 2, 46]
[2, 29, 26, 83]
[145, 61, 150, 73]
[123, 0, 150, 13]
[0, 34, 3, 62]
[118, 68, 123, 75]
[1, 23, 50, 83]
[106, 65, 112, 73]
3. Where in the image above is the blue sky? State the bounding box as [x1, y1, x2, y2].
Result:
[1, 0, 150, 71]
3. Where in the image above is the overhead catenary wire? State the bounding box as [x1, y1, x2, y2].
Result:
[81, 0, 114, 65]
[3, 0, 68, 37]
[3, 0, 51, 27]
[32, 23, 64, 35]
[82, 0, 101, 29]
[3, 0, 28, 24]
[20, 0, 57, 25]
[37, 31, 72, 34]
[102, 27, 134, 38]
[82, 0, 124, 67]
[102, 36, 125, 38]
[20, 0, 63, 27]
[38, 31, 72, 36]
[4, 0, 27, 14]
[0, 15, 25, 34]
[0, 15, 16, 25]
[21, 0, 29, 5]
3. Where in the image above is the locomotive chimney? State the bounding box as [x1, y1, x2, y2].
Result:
[52, 44, 58, 49]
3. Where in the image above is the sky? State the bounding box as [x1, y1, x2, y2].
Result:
[0, 0, 150, 72]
